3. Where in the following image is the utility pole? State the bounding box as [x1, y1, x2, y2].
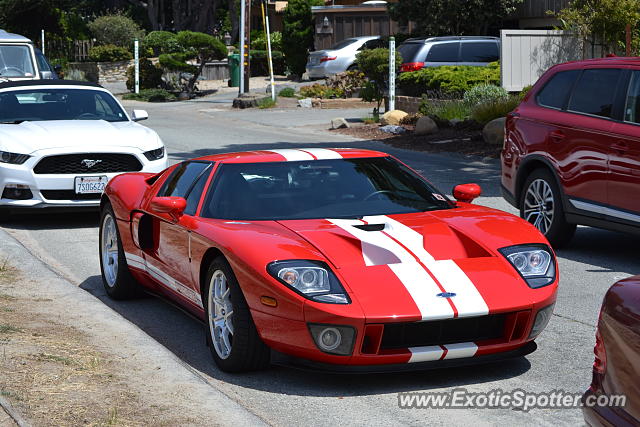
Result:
[239, 0, 251, 94]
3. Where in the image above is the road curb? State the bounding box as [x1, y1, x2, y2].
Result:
[0, 227, 267, 426]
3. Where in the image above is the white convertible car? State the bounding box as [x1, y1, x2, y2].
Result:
[0, 80, 167, 220]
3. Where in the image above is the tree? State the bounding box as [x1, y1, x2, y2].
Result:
[389, 0, 523, 36]
[556, 0, 640, 54]
[88, 13, 146, 47]
[282, 0, 323, 77]
[158, 30, 227, 94]
[356, 48, 402, 114]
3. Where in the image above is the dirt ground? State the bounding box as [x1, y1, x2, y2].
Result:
[0, 266, 193, 427]
[332, 123, 502, 159]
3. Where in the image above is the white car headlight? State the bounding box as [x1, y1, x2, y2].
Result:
[0, 150, 30, 164]
[499, 244, 556, 288]
[143, 147, 165, 161]
[267, 260, 350, 304]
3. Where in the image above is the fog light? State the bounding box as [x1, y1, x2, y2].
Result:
[2, 184, 33, 200]
[308, 324, 355, 356]
[529, 303, 555, 339]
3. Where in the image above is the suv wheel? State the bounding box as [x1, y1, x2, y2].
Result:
[520, 169, 576, 247]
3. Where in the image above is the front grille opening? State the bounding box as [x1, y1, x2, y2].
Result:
[41, 190, 102, 201]
[380, 314, 506, 350]
[34, 153, 142, 174]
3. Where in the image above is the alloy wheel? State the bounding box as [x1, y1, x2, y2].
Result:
[208, 270, 234, 359]
[523, 178, 555, 235]
[101, 213, 119, 288]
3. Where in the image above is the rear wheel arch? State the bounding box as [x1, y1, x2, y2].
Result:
[199, 247, 225, 306]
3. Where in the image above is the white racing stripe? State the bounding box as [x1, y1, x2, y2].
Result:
[268, 149, 315, 161]
[407, 345, 444, 363]
[124, 252, 203, 308]
[442, 342, 478, 359]
[301, 148, 343, 159]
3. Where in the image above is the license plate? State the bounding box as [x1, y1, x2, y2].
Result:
[74, 176, 108, 194]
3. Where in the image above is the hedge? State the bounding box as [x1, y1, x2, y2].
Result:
[250, 50, 286, 76]
[398, 62, 500, 98]
[88, 45, 132, 62]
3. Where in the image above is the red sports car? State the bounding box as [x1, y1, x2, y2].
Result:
[99, 148, 558, 372]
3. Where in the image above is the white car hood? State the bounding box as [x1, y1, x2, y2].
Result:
[0, 120, 161, 154]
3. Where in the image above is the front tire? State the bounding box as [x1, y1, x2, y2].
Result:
[99, 202, 140, 299]
[520, 169, 576, 248]
[204, 257, 270, 372]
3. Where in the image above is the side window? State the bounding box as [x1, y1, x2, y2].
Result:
[460, 42, 499, 62]
[536, 70, 580, 110]
[184, 171, 210, 215]
[425, 42, 459, 62]
[359, 39, 383, 50]
[158, 161, 211, 200]
[568, 68, 621, 118]
[624, 71, 640, 124]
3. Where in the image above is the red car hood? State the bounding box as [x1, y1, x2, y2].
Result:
[279, 208, 552, 323]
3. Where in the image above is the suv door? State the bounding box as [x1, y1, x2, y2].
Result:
[550, 68, 623, 213]
[423, 41, 460, 67]
[144, 161, 213, 308]
[608, 69, 640, 221]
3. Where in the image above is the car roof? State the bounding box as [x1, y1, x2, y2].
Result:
[0, 80, 103, 90]
[0, 29, 31, 43]
[552, 56, 640, 68]
[191, 149, 390, 164]
[403, 36, 499, 44]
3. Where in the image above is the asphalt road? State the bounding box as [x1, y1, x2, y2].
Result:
[2, 98, 638, 426]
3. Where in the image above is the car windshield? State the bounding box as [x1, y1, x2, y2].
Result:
[0, 88, 128, 123]
[203, 157, 453, 220]
[0, 45, 35, 77]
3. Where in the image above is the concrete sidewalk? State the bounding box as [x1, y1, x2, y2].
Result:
[0, 228, 266, 426]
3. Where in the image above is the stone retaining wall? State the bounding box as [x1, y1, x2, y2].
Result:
[396, 95, 422, 114]
[68, 60, 134, 84]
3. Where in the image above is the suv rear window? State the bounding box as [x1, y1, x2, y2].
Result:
[426, 42, 460, 62]
[398, 42, 423, 62]
[568, 68, 621, 118]
[536, 70, 580, 109]
[460, 42, 499, 62]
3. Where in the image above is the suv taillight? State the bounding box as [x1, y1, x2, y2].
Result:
[593, 326, 607, 374]
[320, 56, 337, 63]
[400, 62, 424, 72]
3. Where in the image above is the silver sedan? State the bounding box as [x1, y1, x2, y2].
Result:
[306, 36, 382, 79]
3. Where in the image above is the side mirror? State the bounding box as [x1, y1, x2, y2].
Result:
[150, 197, 187, 222]
[40, 71, 53, 80]
[132, 109, 149, 122]
[453, 183, 482, 204]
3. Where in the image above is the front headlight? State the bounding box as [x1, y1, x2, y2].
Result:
[0, 150, 30, 164]
[267, 260, 350, 304]
[499, 244, 556, 288]
[143, 147, 165, 161]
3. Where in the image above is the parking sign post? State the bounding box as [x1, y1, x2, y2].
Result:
[134, 39, 140, 94]
[389, 36, 396, 112]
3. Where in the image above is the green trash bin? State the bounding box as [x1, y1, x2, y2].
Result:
[228, 53, 240, 87]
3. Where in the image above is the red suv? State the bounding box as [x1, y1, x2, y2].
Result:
[501, 57, 640, 247]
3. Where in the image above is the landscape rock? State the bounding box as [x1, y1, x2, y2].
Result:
[414, 116, 438, 135]
[380, 110, 408, 126]
[298, 98, 313, 108]
[482, 117, 507, 146]
[331, 118, 350, 129]
[380, 125, 407, 135]
[232, 94, 263, 109]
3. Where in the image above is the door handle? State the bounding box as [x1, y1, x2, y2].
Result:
[611, 141, 629, 153]
[549, 130, 565, 143]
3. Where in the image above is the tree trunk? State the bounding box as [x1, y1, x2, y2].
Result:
[229, 0, 240, 42]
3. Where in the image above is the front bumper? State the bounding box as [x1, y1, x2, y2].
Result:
[0, 149, 167, 209]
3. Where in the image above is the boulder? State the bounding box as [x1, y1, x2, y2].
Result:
[232, 94, 263, 109]
[380, 125, 407, 135]
[331, 118, 350, 129]
[380, 110, 408, 126]
[414, 116, 438, 135]
[482, 117, 507, 146]
[298, 98, 313, 108]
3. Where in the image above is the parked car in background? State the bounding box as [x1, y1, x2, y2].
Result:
[306, 36, 382, 78]
[0, 80, 167, 220]
[501, 57, 640, 247]
[398, 36, 500, 72]
[582, 276, 640, 426]
[0, 30, 56, 80]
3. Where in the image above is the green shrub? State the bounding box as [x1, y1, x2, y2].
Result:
[126, 59, 163, 92]
[471, 96, 521, 124]
[299, 83, 343, 99]
[519, 85, 533, 100]
[419, 99, 472, 121]
[257, 96, 277, 109]
[88, 45, 133, 62]
[278, 87, 296, 97]
[356, 48, 402, 111]
[398, 62, 501, 97]
[282, 0, 322, 76]
[88, 14, 145, 48]
[122, 89, 176, 102]
[326, 70, 367, 98]
[250, 50, 287, 76]
[252, 31, 283, 51]
[463, 84, 508, 106]
[143, 31, 181, 56]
